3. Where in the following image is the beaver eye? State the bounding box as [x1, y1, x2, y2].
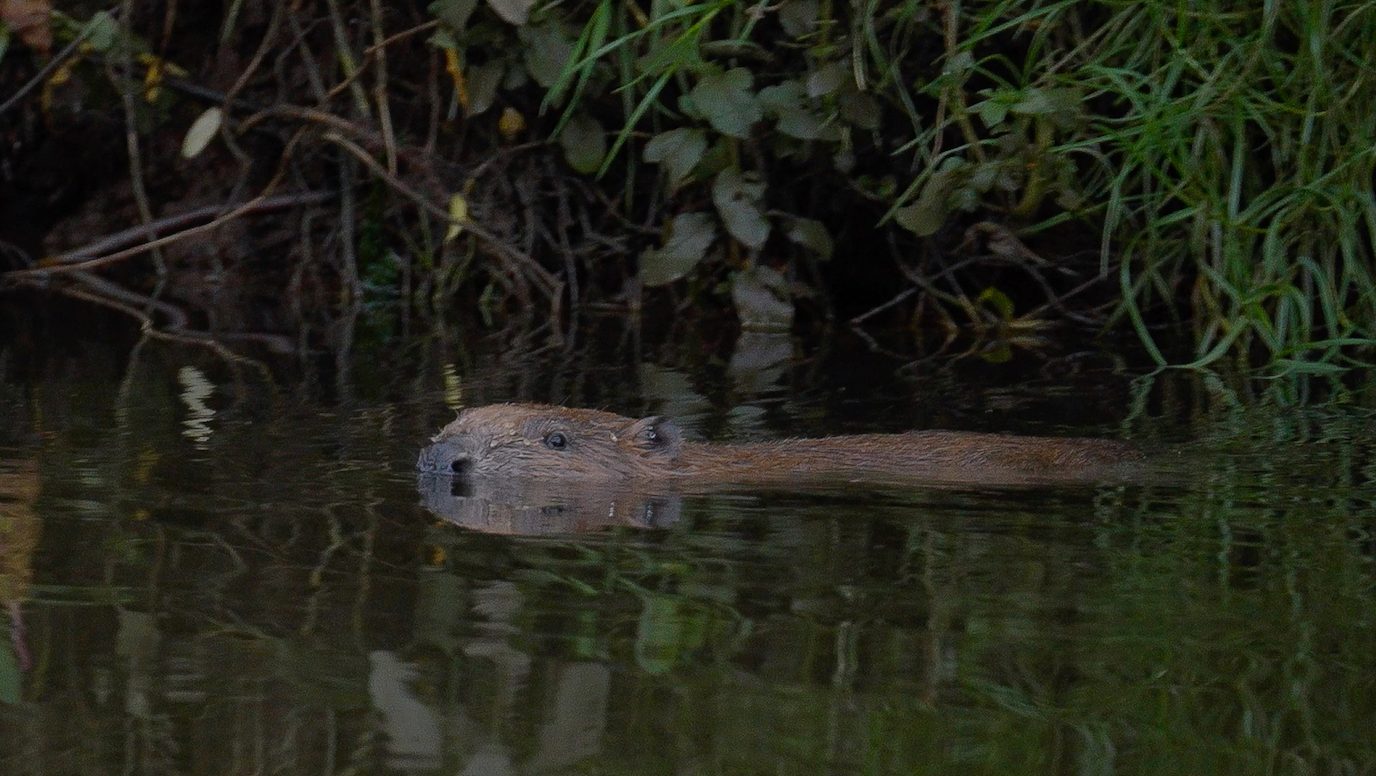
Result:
[643, 426, 658, 442]
[544, 431, 569, 450]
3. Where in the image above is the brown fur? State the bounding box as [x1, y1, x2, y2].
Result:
[418, 403, 1143, 487]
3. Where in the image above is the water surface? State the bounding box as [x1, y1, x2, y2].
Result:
[0, 325, 1372, 775]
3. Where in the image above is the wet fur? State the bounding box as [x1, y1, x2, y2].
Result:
[418, 403, 1143, 487]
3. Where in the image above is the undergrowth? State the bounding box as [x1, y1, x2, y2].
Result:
[0, 0, 1371, 373]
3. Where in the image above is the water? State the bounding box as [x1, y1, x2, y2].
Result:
[0, 320, 1373, 775]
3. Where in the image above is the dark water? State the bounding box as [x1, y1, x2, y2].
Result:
[1, 319, 1374, 775]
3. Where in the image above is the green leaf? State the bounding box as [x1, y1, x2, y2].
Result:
[86, 11, 119, 52]
[711, 168, 770, 249]
[596, 70, 671, 178]
[783, 217, 832, 259]
[838, 90, 880, 131]
[428, 0, 480, 32]
[485, 0, 535, 25]
[1010, 87, 1055, 115]
[644, 128, 707, 190]
[559, 112, 606, 174]
[943, 50, 975, 76]
[894, 202, 941, 236]
[520, 22, 574, 88]
[637, 31, 702, 77]
[778, 0, 819, 37]
[759, 80, 839, 140]
[466, 60, 503, 116]
[542, 0, 610, 118]
[977, 286, 1015, 320]
[1009, 87, 1081, 118]
[894, 166, 965, 236]
[969, 162, 1000, 192]
[641, 212, 716, 286]
[975, 99, 1009, 129]
[689, 68, 761, 139]
[806, 61, 847, 98]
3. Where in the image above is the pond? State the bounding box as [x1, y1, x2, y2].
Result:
[0, 309, 1373, 775]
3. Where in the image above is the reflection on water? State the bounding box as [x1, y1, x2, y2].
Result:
[177, 365, 216, 448]
[0, 327, 1373, 774]
[417, 475, 682, 534]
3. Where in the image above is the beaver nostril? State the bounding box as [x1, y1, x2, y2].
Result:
[450, 458, 471, 475]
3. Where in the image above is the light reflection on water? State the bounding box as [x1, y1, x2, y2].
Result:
[0, 340, 1373, 775]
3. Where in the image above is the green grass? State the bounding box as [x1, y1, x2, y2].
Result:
[543, 0, 1376, 370]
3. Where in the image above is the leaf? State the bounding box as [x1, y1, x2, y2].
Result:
[497, 106, 525, 138]
[644, 128, 706, 190]
[894, 202, 939, 237]
[84, 9, 117, 52]
[943, 50, 975, 76]
[636, 31, 702, 77]
[466, 60, 503, 116]
[758, 80, 838, 141]
[806, 61, 847, 98]
[778, 0, 819, 38]
[977, 286, 1015, 321]
[444, 193, 468, 242]
[688, 68, 761, 139]
[838, 90, 880, 130]
[558, 112, 605, 174]
[180, 107, 222, 159]
[894, 163, 966, 236]
[428, 0, 479, 32]
[731, 265, 794, 331]
[711, 167, 770, 249]
[1008, 87, 1082, 120]
[485, 0, 535, 25]
[975, 98, 1009, 129]
[520, 22, 573, 88]
[1010, 87, 1055, 115]
[783, 216, 832, 260]
[640, 212, 716, 286]
[969, 161, 1000, 192]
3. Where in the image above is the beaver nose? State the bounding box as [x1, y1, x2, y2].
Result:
[417, 439, 471, 475]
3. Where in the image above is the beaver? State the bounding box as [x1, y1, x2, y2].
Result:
[416, 403, 1143, 487]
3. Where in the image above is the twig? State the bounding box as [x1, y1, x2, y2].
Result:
[368, 0, 398, 173]
[321, 131, 560, 299]
[849, 287, 918, 325]
[4, 191, 335, 277]
[225, 1, 287, 106]
[117, 0, 164, 276]
[365, 20, 440, 55]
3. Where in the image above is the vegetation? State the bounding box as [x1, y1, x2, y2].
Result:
[0, 0, 1373, 372]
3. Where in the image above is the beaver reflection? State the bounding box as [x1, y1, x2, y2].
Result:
[416, 474, 682, 535]
[418, 403, 1143, 488]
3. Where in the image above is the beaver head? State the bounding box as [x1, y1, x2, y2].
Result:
[416, 403, 684, 480]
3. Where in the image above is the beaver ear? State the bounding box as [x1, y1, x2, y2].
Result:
[622, 416, 683, 459]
